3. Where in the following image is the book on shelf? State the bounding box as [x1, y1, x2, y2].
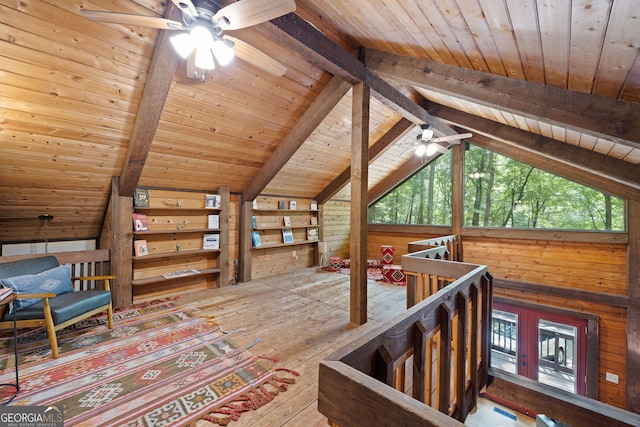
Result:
[252, 230, 262, 247]
[207, 214, 219, 229]
[282, 228, 294, 244]
[289, 200, 297, 210]
[132, 212, 149, 231]
[0, 287, 13, 301]
[310, 200, 318, 210]
[203, 233, 220, 250]
[251, 216, 257, 229]
[161, 269, 200, 279]
[283, 216, 291, 227]
[134, 188, 150, 207]
[134, 240, 149, 256]
[310, 216, 318, 226]
[307, 227, 319, 241]
[205, 194, 221, 209]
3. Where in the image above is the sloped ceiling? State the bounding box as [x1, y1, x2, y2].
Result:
[0, 0, 639, 244]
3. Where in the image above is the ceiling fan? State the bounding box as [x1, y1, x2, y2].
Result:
[408, 124, 473, 158]
[80, 0, 296, 79]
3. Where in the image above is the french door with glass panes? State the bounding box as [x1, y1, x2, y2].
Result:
[491, 302, 587, 395]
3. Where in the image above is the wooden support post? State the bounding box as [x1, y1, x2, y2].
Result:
[218, 185, 230, 286]
[107, 176, 133, 308]
[350, 81, 369, 325]
[239, 198, 253, 283]
[627, 200, 640, 413]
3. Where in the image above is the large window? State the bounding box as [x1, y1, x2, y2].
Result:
[464, 145, 625, 230]
[368, 151, 452, 225]
[368, 145, 625, 231]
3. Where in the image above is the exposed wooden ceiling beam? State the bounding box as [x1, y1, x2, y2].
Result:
[242, 75, 352, 202]
[316, 118, 415, 204]
[118, 4, 181, 197]
[255, 13, 457, 137]
[429, 104, 640, 196]
[365, 49, 640, 150]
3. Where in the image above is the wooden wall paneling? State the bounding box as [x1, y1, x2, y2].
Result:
[323, 200, 351, 259]
[350, 82, 369, 325]
[242, 75, 352, 202]
[626, 199, 640, 413]
[463, 237, 627, 294]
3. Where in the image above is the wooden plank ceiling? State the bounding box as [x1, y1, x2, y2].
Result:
[0, 0, 639, 244]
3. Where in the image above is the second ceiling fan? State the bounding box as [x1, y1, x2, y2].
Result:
[81, 0, 296, 79]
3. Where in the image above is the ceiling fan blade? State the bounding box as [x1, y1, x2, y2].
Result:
[213, 0, 296, 30]
[171, 0, 198, 17]
[431, 133, 473, 143]
[225, 36, 287, 77]
[80, 10, 185, 30]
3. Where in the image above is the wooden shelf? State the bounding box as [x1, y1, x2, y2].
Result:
[253, 225, 319, 231]
[134, 207, 221, 213]
[253, 240, 319, 250]
[133, 248, 220, 262]
[253, 209, 318, 213]
[132, 268, 221, 286]
[134, 228, 219, 236]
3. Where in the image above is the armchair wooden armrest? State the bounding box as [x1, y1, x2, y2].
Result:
[13, 292, 57, 299]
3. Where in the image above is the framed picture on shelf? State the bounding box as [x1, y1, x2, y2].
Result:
[282, 228, 294, 244]
[203, 233, 220, 250]
[251, 216, 258, 229]
[252, 199, 259, 209]
[207, 214, 219, 229]
[278, 200, 287, 210]
[134, 188, 150, 207]
[310, 200, 318, 211]
[307, 227, 319, 241]
[252, 230, 262, 247]
[134, 240, 148, 256]
[310, 216, 318, 226]
[132, 212, 149, 231]
[283, 216, 291, 227]
[205, 194, 221, 208]
[289, 200, 297, 210]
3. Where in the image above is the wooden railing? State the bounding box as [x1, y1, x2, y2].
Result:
[0, 249, 111, 291]
[407, 234, 461, 262]
[318, 247, 492, 426]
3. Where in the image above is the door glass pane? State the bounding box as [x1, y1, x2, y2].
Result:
[491, 309, 518, 374]
[538, 319, 577, 392]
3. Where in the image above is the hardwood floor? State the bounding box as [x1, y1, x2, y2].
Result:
[158, 267, 533, 426]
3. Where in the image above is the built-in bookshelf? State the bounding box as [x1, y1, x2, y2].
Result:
[131, 187, 229, 294]
[250, 197, 320, 249]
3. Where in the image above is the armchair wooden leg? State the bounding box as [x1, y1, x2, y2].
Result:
[107, 303, 114, 329]
[42, 299, 59, 359]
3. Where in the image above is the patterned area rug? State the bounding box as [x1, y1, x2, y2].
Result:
[0, 299, 298, 426]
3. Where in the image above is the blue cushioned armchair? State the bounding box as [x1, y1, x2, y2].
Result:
[0, 255, 114, 359]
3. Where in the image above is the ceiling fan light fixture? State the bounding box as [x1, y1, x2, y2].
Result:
[212, 39, 235, 66]
[415, 143, 427, 157]
[426, 142, 448, 157]
[195, 47, 215, 70]
[170, 32, 194, 58]
[190, 25, 214, 49]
